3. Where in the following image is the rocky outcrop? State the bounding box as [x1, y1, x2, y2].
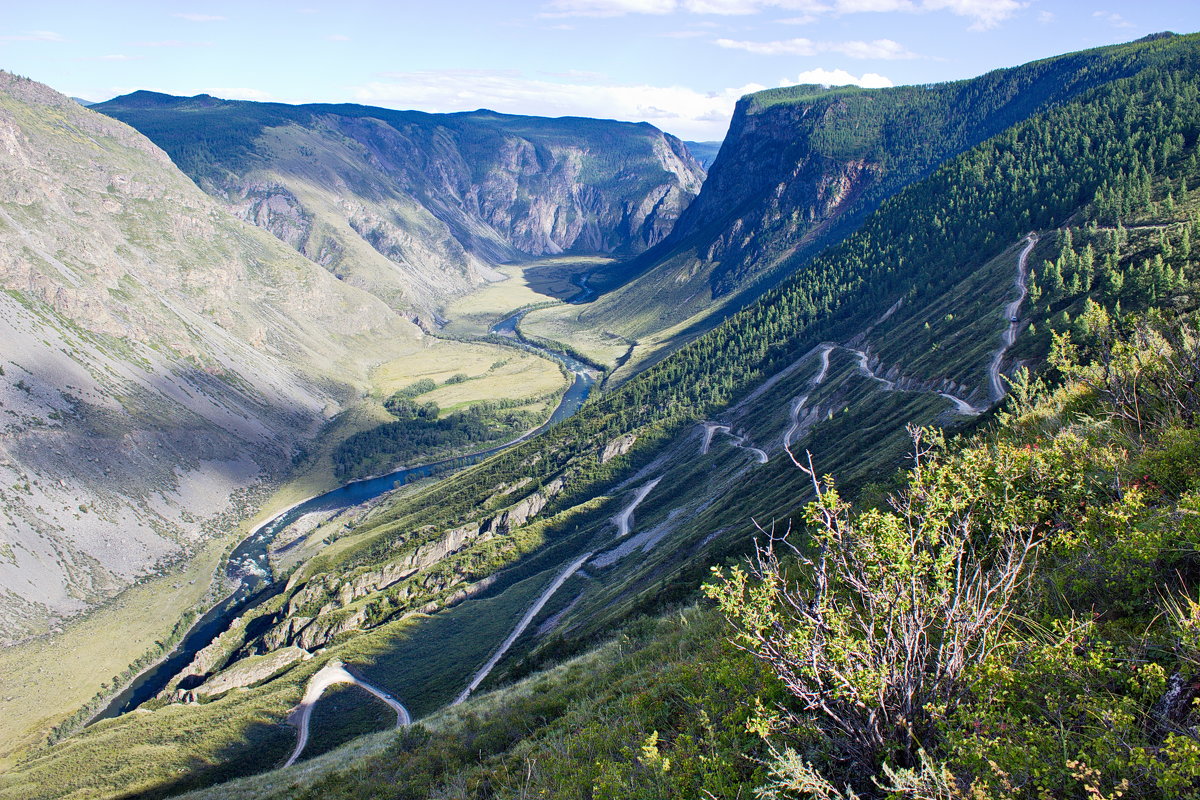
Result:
[0, 72, 419, 638]
[572, 65, 1119, 352]
[94, 95, 707, 320]
[190, 646, 308, 700]
[255, 477, 566, 653]
[601, 433, 638, 463]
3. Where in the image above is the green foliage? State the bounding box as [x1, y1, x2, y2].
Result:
[332, 401, 540, 480]
[278, 608, 779, 800]
[29, 34, 1200, 800]
[301, 684, 397, 762]
[709, 316, 1200, 799]
[386, 378, 437, 404]
[269, 34, 1200, 614]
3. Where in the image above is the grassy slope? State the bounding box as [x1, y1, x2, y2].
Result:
[440, 257, 612, 340]
[177, 317, 1200, 800]
[176, 160, 1200, 800]
[10, 33, 1200, 800]
[0, 83, 575, 765]
[0, 334, 568, 766]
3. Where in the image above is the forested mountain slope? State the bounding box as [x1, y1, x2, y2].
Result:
[0, 72, 420, 640]
[176, 31, 1200, 800]
[526, 32, 1189, 377]
[7, 32, 1200, 800]
[94, 94, 705, 321]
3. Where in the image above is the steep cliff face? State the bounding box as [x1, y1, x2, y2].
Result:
[561, 46, 1165, 368]
[669, 96, 884, 296]
[93, 96, 706, 321]
[0, 73, 420, 639]
[249, 476, 566, 654]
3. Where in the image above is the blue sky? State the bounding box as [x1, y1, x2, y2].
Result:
[2, 1, 1198, 140]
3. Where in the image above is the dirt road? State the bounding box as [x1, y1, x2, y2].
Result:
[284, 660, 410, 767]
[988, 233, 1038, 400]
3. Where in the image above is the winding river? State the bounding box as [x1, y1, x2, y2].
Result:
[90, 313, 596, 723]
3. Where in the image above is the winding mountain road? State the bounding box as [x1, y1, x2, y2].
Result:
[699, 423, 768, 462]
[452, 550, 594, 706]
[782, 344, 834, 450]
[280, 239, 1042, 761]
[285, 660, 410, 767]
[851, 347, 897, 391]
[988, 233, 1038, 401]
[612, 477, 662, 537]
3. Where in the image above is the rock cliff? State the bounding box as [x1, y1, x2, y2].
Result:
[569, 51, 1158, 360]
[0, 73, 419, 639]
[93, 96, 706, 322]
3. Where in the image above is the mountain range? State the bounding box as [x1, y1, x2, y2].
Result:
[2, 30, 1200, 800]
[93, 93, 705, 323]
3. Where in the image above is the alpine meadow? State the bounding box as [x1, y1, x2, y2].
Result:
[3, 5, 1200, 799]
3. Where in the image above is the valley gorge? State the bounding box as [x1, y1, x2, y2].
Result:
[93, 94, 706, 324]
[4, 28, 1200, 800]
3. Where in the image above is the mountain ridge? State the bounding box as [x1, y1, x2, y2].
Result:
[5, 30, 1200, 800]
[0, 70, 424, 641]
[94, 93, 706, 322]
[525, 33, 1197, 380]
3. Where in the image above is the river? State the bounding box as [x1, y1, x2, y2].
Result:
[90, 313, 596, 723]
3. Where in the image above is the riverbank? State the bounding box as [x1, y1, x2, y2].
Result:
[82, 315, 596, 726]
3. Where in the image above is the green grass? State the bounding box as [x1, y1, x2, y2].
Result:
[0, 532, 232, 768]
[298, 684, 396, 763]
[172, 605, 779, 800]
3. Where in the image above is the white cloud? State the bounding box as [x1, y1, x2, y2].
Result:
[128, 40, 214, 47]
[778, 14, 818, 23]
[543, 0, 677, 16]
[203, 87, 274, 101]
[75, 54, 142, 62]
[715, 37, 917, 59]
[350, 69, 765, 139]
[785, 67, 894, 87]
[920, 0, 1023, 30]
[541, 0, 1023, 29]
[1038, 10, 1053, 23]
[1093, 10, 1133, 28]
[173, 12, 227, 22]
[0, 30, 65, 43]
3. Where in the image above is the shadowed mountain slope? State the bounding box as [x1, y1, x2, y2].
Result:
[0, 72, 421, 639]
[94, 94, 705, 322]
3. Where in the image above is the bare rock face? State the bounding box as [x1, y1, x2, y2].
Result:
[252, 477, 567, 653]
[601, 433, 638, 464]
[572, 74, 1091, 350]
[191, 646, 307, 700]
[93, 96, 707, 322]
[0, 72, 420, 639]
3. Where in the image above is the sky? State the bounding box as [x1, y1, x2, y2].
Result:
[2, 1, 1199, 141]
